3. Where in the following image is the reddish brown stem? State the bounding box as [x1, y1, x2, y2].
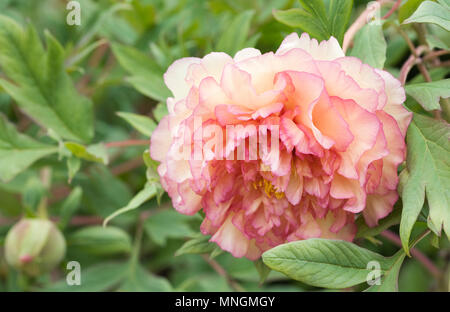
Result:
[201, 254, 245, 292]
[110, 157, 144, 175]
[382, 0, 402, 19]
[104, 140, 149, 148]
[381, 230, 442, 279]
[423, 50, 450, 62]
[399, 55, 417, 86]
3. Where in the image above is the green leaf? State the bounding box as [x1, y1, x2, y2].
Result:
[58, 186, 83, 230]
[22, 176, 46, 214]
[125, 76, 171, 103]
[210, 245, 224, 259]
[112, 43, 170, 102]
[327, 0, 353, 44]
[0, 114, 57, 182]
[356, 205, 402, 239]
[144, 210, 195, 246]
[426, 34, 449, 49]
[216, 10, 255, 55]
[143, 150, 159, 172]
[405, 79, 450, 111]
[400, 114, 450, 254]
[398, 0, 427, 23]
[430, 232, 440, 248]
[254, 259, 272, 285]
[103, 182, 158, 226]
[398, 258, 433, 291]
[365, 250, 406, 292]
[350, 23, 387, 69]
[80, 166, 133, 221]
[42, 262, 128, 292]
[68, 226, 133, 256]
[119, 264, 172, 292]
[153, 102, 168, 122]
[65, 39, 107, 69]
[403, 0, 450, 31]
[273, 8, 330, 42]
[300, 0, 328, 17]
[262, 238, 398, 289]
[0, 16, 94, 143]
[117, 111, 156, 137]
[66, 156, 81, 183]
[75, 2, 132, 49]
[175, 234, 217, 257]
[274, 0, 353, 43]
[65, 142, 108, 164]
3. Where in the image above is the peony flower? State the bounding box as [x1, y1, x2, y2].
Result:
[150, 33, 412, 260]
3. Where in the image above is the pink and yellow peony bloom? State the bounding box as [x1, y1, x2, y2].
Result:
[150, 33, 412, 260]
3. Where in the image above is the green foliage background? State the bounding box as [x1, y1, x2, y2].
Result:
[0, 0, 448, 292]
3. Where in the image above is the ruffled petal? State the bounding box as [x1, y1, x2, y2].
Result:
[276, 32, 345, 61]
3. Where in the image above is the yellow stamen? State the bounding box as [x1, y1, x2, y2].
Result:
[252, 178, 284, 199]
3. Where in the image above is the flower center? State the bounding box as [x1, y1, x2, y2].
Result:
[252, 178, 284, 199]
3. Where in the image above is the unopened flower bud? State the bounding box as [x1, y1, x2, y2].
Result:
[4, 219, 66, 276]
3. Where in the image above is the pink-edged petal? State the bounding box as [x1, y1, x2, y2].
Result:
[363, 191, 398, 227]
[332, 96, 380, 179]
[375, 111, 406, 193]
[203, 194, 232, 227]
[251, 102, 284, 119]
[312, 92, 354, 152]
[170, 180, 202, 215]
[198, 76, 231, 112]
[244, 239, 262, 260]
[357, 128, 388, 187]
[330, 174, 366, 213]
[213, 173, 235, 204]
[280, 117, 307, 153]
[376, 69, 412, 136]
[316, 60, 379, 112]
[285, 71, 335, 149]
[335, 57, 387, 109]
[210, 213, 250, 258]
[288, 212, 322, 240]
[235, 48, 320, 94]
[220, 64, 259, 107]
[318, 211, 356, 241]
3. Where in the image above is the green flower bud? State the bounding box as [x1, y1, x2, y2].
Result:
[4, 219, 66, 276]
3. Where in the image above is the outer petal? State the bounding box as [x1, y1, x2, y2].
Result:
[276, 33, 345, 61]
[164, 57, 201, 99]
[332, 97, 380, 179]
[317, 61, 379, 112]
[374, 111, 406, 193]
[187, 52, 234, 86]
[235, 48, 320, 94]
[335, 57, 387, 110]
[211, 213, 251, 258]
[150, 115, 171, 162]
[286, 71, 335, 149]
[363, 191, 398, 227]
[376, 69, 412, 136]
[166, 180, 203, 215]
[234, 48, 262, 62]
